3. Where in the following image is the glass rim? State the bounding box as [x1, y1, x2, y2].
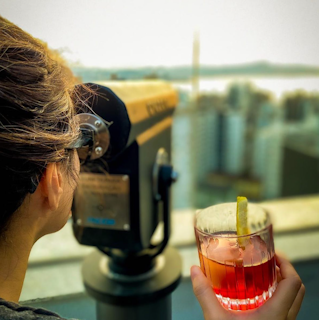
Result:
[194, 222, 273, 239]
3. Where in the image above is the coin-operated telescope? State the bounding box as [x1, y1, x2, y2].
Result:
[72, 81, 182, 320]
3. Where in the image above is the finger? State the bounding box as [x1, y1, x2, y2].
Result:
[190, 266, 226, 319]
[275, 254, 301, 281]
[267, 256, 302, 314]
[276, 266, 282, 283]
[287, 283, 306, 320]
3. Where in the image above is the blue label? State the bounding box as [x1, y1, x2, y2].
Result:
[87, 217, 116, 226]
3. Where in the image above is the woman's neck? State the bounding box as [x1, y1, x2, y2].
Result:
[0, 229, 34, 302]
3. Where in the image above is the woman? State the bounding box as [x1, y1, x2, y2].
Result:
[0, 15, 84, 319]
[0, 16, 305, 320]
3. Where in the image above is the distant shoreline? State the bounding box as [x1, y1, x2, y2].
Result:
[72, 61, 319, 83]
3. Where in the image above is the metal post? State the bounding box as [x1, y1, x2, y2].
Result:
[82, 247, 182, 320]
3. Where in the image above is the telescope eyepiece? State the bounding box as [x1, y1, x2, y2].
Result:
[68, 113, 110, 163]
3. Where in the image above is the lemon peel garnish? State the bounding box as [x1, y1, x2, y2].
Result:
[236, 196, 250, 247]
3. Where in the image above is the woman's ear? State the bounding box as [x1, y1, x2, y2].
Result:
[40, 163, 63, 211]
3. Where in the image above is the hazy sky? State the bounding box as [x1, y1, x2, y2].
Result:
[2, 0, 319, 68]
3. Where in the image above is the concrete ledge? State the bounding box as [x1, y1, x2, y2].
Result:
[22, 195, 319, 302]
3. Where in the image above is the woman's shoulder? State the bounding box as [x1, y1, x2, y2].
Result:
[0, 298, 77, 320]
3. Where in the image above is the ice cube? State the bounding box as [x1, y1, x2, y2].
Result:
[200, 235, 269, 266]
[202, 237, 241, 265]
[201, 238, 218, 252]
[242, 236, 268, 266]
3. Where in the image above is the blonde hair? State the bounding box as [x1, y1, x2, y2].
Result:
[0, 16, 90, 234]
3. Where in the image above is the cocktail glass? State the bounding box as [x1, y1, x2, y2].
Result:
[194, 202, 277, 311]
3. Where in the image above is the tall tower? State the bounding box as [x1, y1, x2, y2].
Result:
[192, 30, 200, 106]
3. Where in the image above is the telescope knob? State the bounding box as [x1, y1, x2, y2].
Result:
[170, 170, 178, 183]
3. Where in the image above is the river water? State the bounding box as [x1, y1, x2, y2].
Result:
[172, 76, 319, 99]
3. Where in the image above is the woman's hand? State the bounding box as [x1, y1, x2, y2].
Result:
[191, 254, 305, 320]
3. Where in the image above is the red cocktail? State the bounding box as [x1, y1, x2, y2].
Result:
[195, 203, 277, 311]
